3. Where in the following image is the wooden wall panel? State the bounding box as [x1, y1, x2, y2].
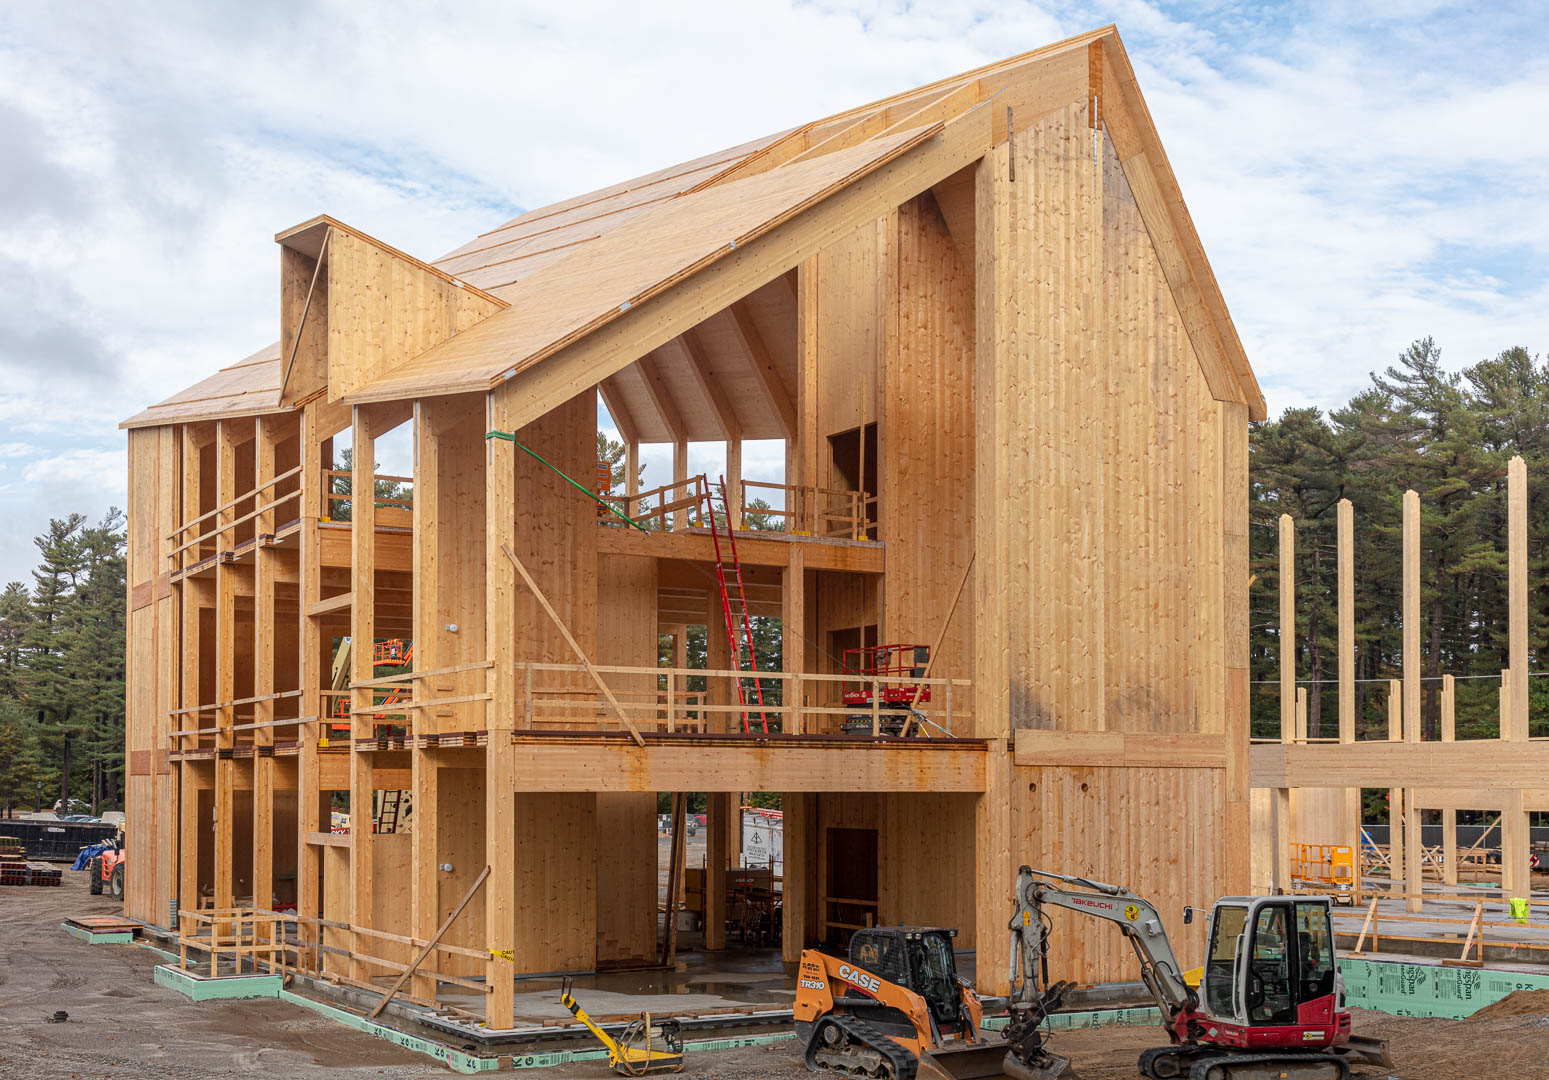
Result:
[974, 101, 1244, 985]
[594, 553, 658, 964]
[437, 766, 487, 978]
[326, 230, 504, 402]
[515, 792, 597, 972]
[882, 192, 976, 695]
[814, 222, 880, 452]
[880, 793, 976, 946]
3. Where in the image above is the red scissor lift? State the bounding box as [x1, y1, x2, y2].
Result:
[330, 639, 413, 738]
[840, 644, 930, 735]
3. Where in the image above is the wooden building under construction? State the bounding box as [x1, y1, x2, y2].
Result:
[121, 25, 1265, 1025]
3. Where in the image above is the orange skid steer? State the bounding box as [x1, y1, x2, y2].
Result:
[793, 927, 1007, 1080]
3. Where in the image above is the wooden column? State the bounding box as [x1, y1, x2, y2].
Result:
[1294, 688, 1308, 742]
[1402, 490, 1422, 911]
[726, 439, 743, 530]
[705, 792, 730, 950]
[214, 420, 238, 919]
[484, 388, 517, 1031]
[253, 416, 279, 912]
[624, 442, 639, 518]
[1503, 457, 1532, 901]
[1272, 787, 1292, 893]
[177, 762, 199, 931]
[1509, 456, 1530, 742]
[297, 402, 327, 961]
[410, 399, 441, 1003]
[1441, 675, 1458, 886]
[783, 547, 807, 735]
[1273, 513, 1295, 894]
[349, 406, 377, 979]
[672, 438, 689, 531]
[1388, 680, 1403, 890]
[1223, 403, 1251, 895]
[1337, 498, 1360, 873]
[1279, 514, 1295, 744]
[1504, 789, 1531, 899]
[782, 792, 812, 962]
[707, 593, 732, 735]
[972, 148, 1013, 995]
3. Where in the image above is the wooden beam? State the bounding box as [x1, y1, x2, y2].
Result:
[597, 377, 641, 446]
[677, 330, 741, 441]
[307, 592, 353, 617]
[368, 865, 491, 1019]
[500, 544, 645, 747]
[1403, 489, 1420, 746]
[634, 352, 686, 444]
[728, 302, 797, 441]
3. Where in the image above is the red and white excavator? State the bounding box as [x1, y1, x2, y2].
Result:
[1002, 867, 1394, 1080]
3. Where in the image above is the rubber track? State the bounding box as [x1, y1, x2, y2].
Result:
[803, 1013, 918, 1080]
[1187, 1052, 1348, 1080]
[1139, 1046, 1349, 1080]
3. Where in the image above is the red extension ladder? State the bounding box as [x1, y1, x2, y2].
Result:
[706, 476, 771, 734]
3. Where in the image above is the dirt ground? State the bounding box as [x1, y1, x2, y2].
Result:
[0, 873, 442, 1079]
[11, 871, 1549, 1078]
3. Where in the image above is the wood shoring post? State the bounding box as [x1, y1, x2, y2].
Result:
[350, 405, 377, 979]
[906, 553, 976, 729]
[499, 543, 645, 747]
[1351, 896, 1379, 956]
[368, 866, 491, 1019]
[661, 793, 687, 966]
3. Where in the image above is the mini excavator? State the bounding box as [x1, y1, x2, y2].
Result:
[792, 867, 1393, 1080]
[1002, 867, 1394, 1080]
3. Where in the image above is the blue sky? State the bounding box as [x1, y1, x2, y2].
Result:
[1, 1, 1546, 584]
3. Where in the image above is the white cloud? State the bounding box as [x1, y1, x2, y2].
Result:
[0, 1, 1544, 581]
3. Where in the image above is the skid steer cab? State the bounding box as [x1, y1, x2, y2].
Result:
[794, 926, 1006, 1080]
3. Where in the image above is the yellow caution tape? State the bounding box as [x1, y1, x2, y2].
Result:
[489, 948, 515, 962]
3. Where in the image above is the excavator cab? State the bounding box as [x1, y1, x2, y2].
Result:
[847, 928, 968, 1033]
[1202, 897, 1342, 1035]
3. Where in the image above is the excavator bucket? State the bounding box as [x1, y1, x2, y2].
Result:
[916, 1039, 1018, 1080]
[1000, 1048, 1071, 1080]
[1340, 1034, 1394, 1070]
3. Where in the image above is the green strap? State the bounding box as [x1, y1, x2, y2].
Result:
[485, 431, 650, 534]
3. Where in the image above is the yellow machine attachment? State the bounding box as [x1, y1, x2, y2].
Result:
[560, 978, 685, 1076]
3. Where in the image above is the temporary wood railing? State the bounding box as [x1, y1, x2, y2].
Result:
[168, 464, 304, 568]
[321, 469, 414, 522]
[739, 480, 873, 540]
[1335, 894, 1548, 963]
[602, 474, 709, 530]
[514, 661, 970, 737]
[178, 906, 296, 976]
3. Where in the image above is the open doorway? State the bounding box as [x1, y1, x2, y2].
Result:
[828, 423, 878, 539]
[824, 826, 878, 951]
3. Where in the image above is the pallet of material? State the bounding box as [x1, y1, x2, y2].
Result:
[1, 861, 61, 886]
[0, 837, 24, 858]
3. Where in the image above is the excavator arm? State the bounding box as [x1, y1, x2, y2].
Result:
[1009, 866, 1195, 1018]
[1002, 866, 1196, 1080]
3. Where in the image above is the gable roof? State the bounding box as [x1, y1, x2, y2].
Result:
[124, 25, 1265, 429]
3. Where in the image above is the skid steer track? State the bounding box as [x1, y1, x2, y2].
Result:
[803, 1013, 918, 1080]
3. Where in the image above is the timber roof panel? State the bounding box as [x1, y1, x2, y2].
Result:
[125, 25, 1267, 427]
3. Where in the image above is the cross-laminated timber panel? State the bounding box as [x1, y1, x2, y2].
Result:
[973, 100, 1246, 992]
